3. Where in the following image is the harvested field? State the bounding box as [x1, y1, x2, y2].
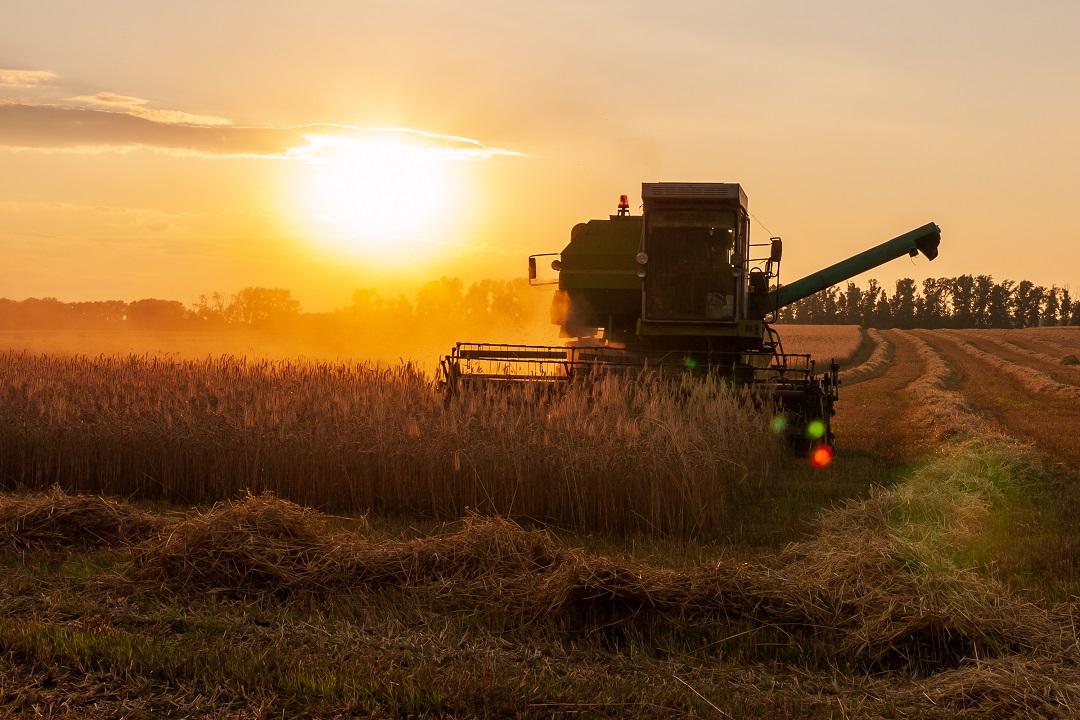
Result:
[4, 448, 1079, 719]
[936, 333, 1079, 399]
[954, 330, 1080, 388]
[4, 329, 1080, 717]
[832, 329, 966, 464]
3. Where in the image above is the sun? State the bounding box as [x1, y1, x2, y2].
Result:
[296, 135, 460, 261]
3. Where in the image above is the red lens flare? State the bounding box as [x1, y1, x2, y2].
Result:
[810, 445, 833, 469]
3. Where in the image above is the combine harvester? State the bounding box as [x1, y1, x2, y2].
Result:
[441, 183, 939, 451]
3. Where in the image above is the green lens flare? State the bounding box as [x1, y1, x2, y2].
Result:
[683, 357, 697, 370]
[805, 419, 826, 441]
[770, 415, 787, 434]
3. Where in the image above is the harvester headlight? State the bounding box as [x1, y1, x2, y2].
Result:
[635, 252, 648, 265]
[551, 260, 562, 271]
[636, 267, 646, 278]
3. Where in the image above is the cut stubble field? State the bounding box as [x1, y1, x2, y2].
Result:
[2, 325, 1080, 718]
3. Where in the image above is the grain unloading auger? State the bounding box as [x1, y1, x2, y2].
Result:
[441, 183, 940, 449]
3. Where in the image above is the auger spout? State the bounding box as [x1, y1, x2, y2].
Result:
[770, 222, 941, 311]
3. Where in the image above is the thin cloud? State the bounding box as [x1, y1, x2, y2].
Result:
[70, 92, 233, 126]
[0, 102, 522, 160]
[0, 69, 59, 88]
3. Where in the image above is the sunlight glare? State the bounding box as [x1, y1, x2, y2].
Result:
[299, 136, 460, 262]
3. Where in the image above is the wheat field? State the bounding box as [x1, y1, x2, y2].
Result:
[0, 350, 789, 538]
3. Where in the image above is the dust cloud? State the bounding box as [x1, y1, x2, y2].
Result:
[0, 278, 563, 375]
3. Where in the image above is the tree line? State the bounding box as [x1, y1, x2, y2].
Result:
[0, 278, 542, 332]
[2, 275, 1077, 332]
[775, 276, 1079, 328]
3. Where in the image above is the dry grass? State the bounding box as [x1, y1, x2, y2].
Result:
[4, 432, 1077, 717]
[961, 330, 1080, 385]
[0, 351, 790, 539]
[898, 330, 985, 440]
[0, 487, 164, 552]
[123, 440, 1061, 675]
[839, 328, 891, 384]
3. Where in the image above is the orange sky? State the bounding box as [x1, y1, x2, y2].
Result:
[2, 1, 1079, 311]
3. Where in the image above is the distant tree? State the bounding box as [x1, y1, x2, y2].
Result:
[860, 280, 881, 327]
[70, 300, 127, 329]
[821, 286, 840, 324]
[842, 282, 862, 325]
[972, 275, 994, 327]
[229, 287, 302, 327]
[347, 288, 386, 324]
[987, 280, 1014, 328]
[18, 297, 70, 328]
[489, 280, 528, 325]
[951, 275, 975, 328]
[1028, 285, 1046, 328]
[0, 298, 18, 329]
[1060, 288, 1073, 326]
[128, 299, 187, 330]
[1042, 287, 1060, 327]
[190, 292, 232, 328]
[891, 278, 918, 329]
[415, 277, 464, 319]
[386, 293, 414, 325]
[1013, 280, 1037, 328]
[796, 291, 827, 324]
[464, 280, 495, 321]
[873, 286, 892, 328]
[920, 278, 949, 329]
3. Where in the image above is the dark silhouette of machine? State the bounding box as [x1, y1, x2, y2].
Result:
[441, 182, 940, 449]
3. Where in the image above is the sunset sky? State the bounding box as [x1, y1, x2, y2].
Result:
[2, 1, 1079, 312]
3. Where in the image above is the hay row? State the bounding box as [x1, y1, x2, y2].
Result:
[121, 490, 1073, 677]
[975, 328, 1080, 356]
[838, 328, 892, 384]
[943, 336, 1079, 399]
[0, 486, 164, 552]
[963, 331, 1080, 374]
[898, 331, 985, 440]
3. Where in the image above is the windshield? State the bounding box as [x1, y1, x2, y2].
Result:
[644, 210, 737, 321]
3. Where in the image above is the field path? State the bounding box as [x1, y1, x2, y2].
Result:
[832, 329, 933, 464]
[914, 330, 1080, 481]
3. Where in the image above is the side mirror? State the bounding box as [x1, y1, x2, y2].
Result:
[770, 237, 783, 263]
[528, 253, 561, 285]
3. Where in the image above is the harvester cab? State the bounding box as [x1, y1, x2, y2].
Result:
[443, 182, 940, 452]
